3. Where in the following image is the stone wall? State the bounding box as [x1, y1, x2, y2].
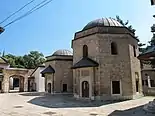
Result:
[73, 67, 95, 99]
[128, 36, 143, 98]
[141, 70, 155, 95]
[147, 87, 155, 95]
[46, 74, 54, 93]
[45, 56, 73, 93]
[72, 31, 142, 100]
[141, 70, 155, 82]
[2, 68, 29, 93]
[72, 34, 100, 99]
[32, 67, 45, 92]
[0, 64, 10, 69]
[54, 60, 73, 93]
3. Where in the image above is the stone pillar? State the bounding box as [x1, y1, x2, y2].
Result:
[147, 76, 151, 88]
[24, 75, 28, 92]
[2, 75, 9, 93]
[9, 77, 13, 90]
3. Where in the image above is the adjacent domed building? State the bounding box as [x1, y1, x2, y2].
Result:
[52, 49, 73, 56]
[42, 17, 143, 100]
[43, 49, 73, 93]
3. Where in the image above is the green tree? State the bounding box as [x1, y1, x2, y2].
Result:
[138, 43, 146, 53]
[149, 25, 155, 46]
[4, 54, 16, 67]
[3, 51, 45, 69]
[15, 56, 25, 68]
[23, 51, 45, 69]
[115, 15, 147, 53]
[115, 15, 136, 34]
[146, 25, 155, 67]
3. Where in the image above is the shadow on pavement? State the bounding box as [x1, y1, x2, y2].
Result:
[108, 104, 154, 116]
[20, 92, 45, 96]
[20, 92, 128, 108]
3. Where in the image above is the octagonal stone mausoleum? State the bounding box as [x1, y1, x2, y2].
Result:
[41, 17, 143, 100]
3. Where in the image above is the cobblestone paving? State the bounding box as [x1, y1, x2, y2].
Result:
[0, 92, 154, 116]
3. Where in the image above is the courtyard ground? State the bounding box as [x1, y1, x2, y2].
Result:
[0, 92, 154, 116]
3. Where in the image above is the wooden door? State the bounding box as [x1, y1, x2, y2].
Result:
[82, 81, 89, 98]
[48, 83, 51, 93]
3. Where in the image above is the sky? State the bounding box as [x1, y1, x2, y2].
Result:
[0, 0, 155, 56]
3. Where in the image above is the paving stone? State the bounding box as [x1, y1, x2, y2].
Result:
[0, 92, 154, 116]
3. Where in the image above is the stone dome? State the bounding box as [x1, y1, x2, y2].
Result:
[52, 49, 73, 56]
[83, 18, 123, 30]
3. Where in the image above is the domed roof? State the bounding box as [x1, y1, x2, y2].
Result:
[83, 18, 123, 30]
[52, 49, 73, 56]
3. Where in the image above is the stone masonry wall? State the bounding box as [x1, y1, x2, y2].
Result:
[128, 37, 143, 98]
[54, 60, 73, 93]
[97, 34, 133, 99]
[72, 34, 100, 97]
[2, 69, 29, 93]
[72, 32, 142, 100]
[45, 59, 73, 93]
[44, 61, 56, 92]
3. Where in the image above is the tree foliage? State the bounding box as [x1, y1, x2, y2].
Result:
[115, 15, 146, 53]
[3, 51, 45, 69]
[23, 51, 45, 69]
[148, 24, 155, 46]
[115, 16, 155, 67]
[115, 15, 136, 34]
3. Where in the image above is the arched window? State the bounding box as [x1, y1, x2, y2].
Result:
[83, 45, 88, 57]
[111, 42, 118, 55]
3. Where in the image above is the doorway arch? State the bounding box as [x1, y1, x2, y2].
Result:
[2, 68, 29, 93]
[47, 83, 52, 93]
[9, 75, 24, 92]
[82, 81, 89, 98]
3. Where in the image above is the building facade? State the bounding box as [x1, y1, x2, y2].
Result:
[42, 17, 143, 100]
[138, 45, 155, 113]
[0, 57, 10, 92]
[0, 57, 33, 93]
[30, 65, 45, 92]
[139, 46, 155, 95]
[72, 18, 143, 100]
[42, 50, 73, 93]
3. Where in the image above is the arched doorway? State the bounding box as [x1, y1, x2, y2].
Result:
[9, 75, 24, 92]
[82, 81, 89, 98]
[47, 83, 51, 93]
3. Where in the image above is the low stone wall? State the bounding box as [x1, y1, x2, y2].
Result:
[143, 86, 155, 96]
[147, 87, 155, 96]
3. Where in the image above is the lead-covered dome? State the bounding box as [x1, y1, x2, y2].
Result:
[52, 49, 73, 56]
[83, 18, 123, 31]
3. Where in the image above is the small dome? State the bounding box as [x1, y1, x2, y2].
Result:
[52, 49, 73, 56]
[83, 18, 123, 30]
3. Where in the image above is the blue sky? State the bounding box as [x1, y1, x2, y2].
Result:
[0, 0, 155, 56]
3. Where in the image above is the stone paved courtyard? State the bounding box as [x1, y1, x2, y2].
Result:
[0, 92, 154, 116]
